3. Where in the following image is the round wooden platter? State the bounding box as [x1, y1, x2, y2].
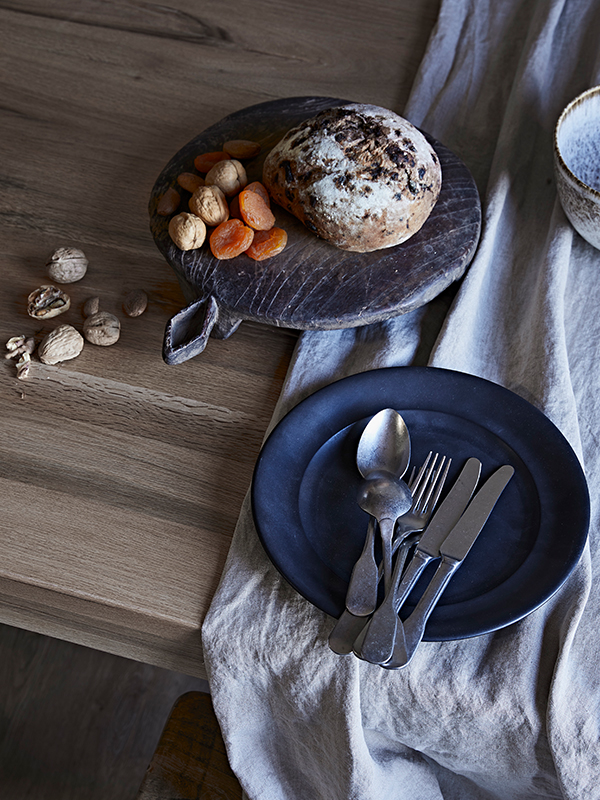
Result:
[149, 97, 481, 364]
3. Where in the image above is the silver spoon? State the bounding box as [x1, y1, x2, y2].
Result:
[356, 408, 411, 483]
[356, 476, 412, 594]
[345, 410, 412, 616]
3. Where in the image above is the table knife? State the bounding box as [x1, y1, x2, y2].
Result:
[356, 456, 482, 664]
[388, 463, 515, 669]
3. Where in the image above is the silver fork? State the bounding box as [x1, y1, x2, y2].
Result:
[355, 453, 451, 664]
[328, 453, 450, 655]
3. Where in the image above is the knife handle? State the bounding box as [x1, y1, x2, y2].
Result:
[393, 549, 433, 613]
[401, 556, 458, 666]
[345, 517, 378, 616]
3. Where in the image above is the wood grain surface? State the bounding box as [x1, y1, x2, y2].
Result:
[150, 98, 480, 363]
[136, 692, 243, 799]
[0, 0, 441, 681]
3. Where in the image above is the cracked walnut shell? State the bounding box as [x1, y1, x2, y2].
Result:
[28, 285, 71, 319]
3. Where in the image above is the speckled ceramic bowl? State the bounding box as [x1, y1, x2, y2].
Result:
[554, 86, 600, 250]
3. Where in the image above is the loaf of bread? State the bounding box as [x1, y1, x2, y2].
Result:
[262, 104, 442, 253]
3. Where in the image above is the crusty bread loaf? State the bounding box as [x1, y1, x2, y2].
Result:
[262, 103, 442, 252]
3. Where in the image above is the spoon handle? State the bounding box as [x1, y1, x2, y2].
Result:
[356, 542, 409, 664]
[330, 534, 417, 655]
[379, 517, 395, 594]
[344, 518, 378, 616]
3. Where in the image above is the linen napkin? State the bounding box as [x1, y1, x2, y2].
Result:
[202, 0, 600, 797]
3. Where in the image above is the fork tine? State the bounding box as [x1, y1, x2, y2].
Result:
[422, 457, 451, 514]
[408, 451, 433, 497]
[412, 452, 440, 509]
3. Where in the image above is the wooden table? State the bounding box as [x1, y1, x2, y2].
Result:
[0, 0, 439, 680]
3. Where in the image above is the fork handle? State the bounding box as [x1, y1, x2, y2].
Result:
[393, 549, 434, 613]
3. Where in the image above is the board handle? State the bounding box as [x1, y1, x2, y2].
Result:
[162, 296, 219, 365]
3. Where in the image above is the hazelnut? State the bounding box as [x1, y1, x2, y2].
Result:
[189, 185, 229, 227]
[27, 285, 71, 319]
[168, 212, 206, 251]
[123, 289, 148, 317]
[223, 140, 261, 159]
[83, 296, 101, 317]
[46, 247, 88, 283]
[205, 159, 247, 197]
[38, 325, 84, 364]
[83, 311, 121, 346]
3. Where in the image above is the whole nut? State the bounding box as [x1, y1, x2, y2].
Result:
[83, 296, 101, 317]
[38, 324, 84, 364]
[205, 159, 247, 197]
[168, 212, 206, 251]
[157, 186, 181, 216]
[83, 311, 121, 346]
[123, 289, 148, 317]
[46, 247, 88, 283]
[177, 173, 205, 193]
[223, 139, 261, 159]
[188, 185, 229, 226]
[28, 285, 71, 319]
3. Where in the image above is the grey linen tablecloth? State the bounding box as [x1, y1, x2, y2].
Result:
[202, 1, 600, 797]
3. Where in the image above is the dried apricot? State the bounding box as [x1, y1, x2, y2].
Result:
[210, 218, 254, 259]
[246, 228, 288, 261]
[238, 188, 275, 231]
[194, 151, 231, 173]
[245, 181, 270, 206]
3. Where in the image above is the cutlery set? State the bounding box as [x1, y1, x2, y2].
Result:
[328, 409, 514, 668]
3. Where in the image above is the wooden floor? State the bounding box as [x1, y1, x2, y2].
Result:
[0, 622, 208, 799]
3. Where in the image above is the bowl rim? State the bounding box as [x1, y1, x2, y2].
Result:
[554, 84, 600, 199]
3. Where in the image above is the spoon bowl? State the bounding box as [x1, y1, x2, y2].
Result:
[357, 476, 413, 521]
[357, 408, 411, 480]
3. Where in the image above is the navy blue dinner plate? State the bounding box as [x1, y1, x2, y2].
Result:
[251, 367, 589, 640]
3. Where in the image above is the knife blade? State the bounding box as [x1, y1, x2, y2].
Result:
[355, 457, 482, 664]
[387, 463, 515, 669]
[393, 456, 482, 614]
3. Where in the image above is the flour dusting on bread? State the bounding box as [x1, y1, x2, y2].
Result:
[262, 104, 442, 252]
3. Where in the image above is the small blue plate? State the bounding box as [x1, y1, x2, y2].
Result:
[251, 367, 589, 640]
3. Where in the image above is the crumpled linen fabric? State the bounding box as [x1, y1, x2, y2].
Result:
[202, 0, 600, 797]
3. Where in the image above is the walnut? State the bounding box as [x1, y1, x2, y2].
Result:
[123, 289, 148, 317]
[168, 212, 206, 251]
[27, 285, 71, 319]
[188, 185, 229, 226]
[38, 325, 84, 364]
[46, 247, 88, 283]
[205, 159, 247, 197]
[83, 311, 121, 346]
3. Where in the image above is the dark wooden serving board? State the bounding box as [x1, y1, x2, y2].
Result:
[149, 97, 481, 364]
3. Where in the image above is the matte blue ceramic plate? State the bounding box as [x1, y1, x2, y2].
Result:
[251, 367, 589, 640]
